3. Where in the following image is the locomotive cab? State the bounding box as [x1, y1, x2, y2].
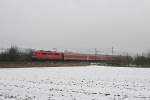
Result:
[32, 51, 64, 61]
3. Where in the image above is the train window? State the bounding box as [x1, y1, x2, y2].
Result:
[54, 53, 59, 55]
[42, 53, 47, 55]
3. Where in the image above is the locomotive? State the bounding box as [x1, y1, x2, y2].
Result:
[32, 50, 128, 65]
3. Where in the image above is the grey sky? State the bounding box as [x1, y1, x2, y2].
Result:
[0, 0, 150, 55]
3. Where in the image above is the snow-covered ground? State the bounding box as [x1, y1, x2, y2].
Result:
[0, 66, 150, 100]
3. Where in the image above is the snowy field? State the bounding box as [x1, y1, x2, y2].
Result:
[0, 66, 150, 100]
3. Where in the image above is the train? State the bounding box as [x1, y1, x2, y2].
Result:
[32, 50, 131, 66]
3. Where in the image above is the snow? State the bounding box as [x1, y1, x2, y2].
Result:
[0, 66, 150, 100]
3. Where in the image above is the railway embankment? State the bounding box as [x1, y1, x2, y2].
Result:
[0, 61, 90, 68]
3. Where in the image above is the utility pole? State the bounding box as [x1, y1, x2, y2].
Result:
[142, 52, 144, 57]
[126, 53, 129, 67]
[112, 47, 114, 55]
[95, 48, 97, 60]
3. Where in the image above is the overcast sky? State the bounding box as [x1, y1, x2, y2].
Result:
[0, 0, 150, 55]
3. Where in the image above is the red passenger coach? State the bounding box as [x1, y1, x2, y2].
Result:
[87, 55, 96, 61]
[64, 53, 88, 61]
[64, 53, 97, 61]
[96, 55, 114, 61]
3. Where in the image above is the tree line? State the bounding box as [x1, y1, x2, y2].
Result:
[133, 55, 150, 67]
[0, 46, 34, 61]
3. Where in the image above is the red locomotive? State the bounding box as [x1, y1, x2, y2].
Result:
[32, 51, 64, 60]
